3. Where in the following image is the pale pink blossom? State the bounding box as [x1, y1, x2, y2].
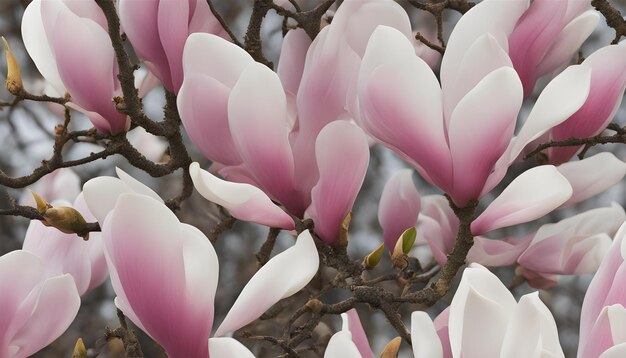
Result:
[102, 192, 318, 357]
[22, 193, 108, 296]
[19, 168, 80, 206]
[578, 221, 626, 357]
[378, 170, 421, 250]
[0, 250, 80, 358]
[324, 310, 373, 358]
[22, 0, 129, 134]
[118, 0, 228, 93]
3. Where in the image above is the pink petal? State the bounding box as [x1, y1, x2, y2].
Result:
[510, 64, 592, 162]
[157, 0, 190, 92]
[324, 331, 361, 358]
[535, 11, 599, 77]
[508, 0, 569, 97]
[358, 26, 451, 191]
[418, 195, 458, 265]
[228, 62, 303, 213]
[119, 0, 173, 91]
[344, 309, 374, 358]
[471, 165, 572, 235]
[378, 169, 420, 250]
[208, 337, 255, 358]
[278, 28, 312, 96]
[467, 235, 532, 267]
[177, 74, 242, 165]
[556, 153, 626, 207]
[580, 304, 626, 358]
[215, 230, 318, 336]
[411, 311, 444, 358]
[306, 121, 369, 244]
[103, 194, 214, 357]
[190, 162, 295, 230]
[8, 274, 80, 358]
[447, 67, 522, 206]
[549, 43, 626, 164]
[45, 5, 127, 134]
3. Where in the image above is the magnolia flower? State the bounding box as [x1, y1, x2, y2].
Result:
[327, 264, 563, 357]
[22, 193, 108, 296]
[358, 23, 591, 208]
[378, 169, 421, 250]
[22, 0, 129, 134]
[102, 194, 318, 357]
[578, 221, 626, 357]
[83, 169, 319, 357]
[0, 250, 80, 358]
[180, 33, 370, 243]
[118, 0, 228, 93]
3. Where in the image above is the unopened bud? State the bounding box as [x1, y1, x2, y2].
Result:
[391, 227, 416, 269]
[305, 298, 324, 313]
[336, 212, 352, 247]
[363, 244, 384, 270]
[42, 206, 89, 240]
[72, 338, 87, 358]
[2, 37, 23, 95]
[30, 190, 51, 214]
[380, 337, 401, 358]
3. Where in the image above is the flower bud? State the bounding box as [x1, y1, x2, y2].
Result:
[363, 244, 384, 270]
[30, 190, 51, 214]
[391, 227, 416, 269]
[72, 338, 87, 358]
[2, 37, 23, 95]
[42, 206, 89, 240]
[380, 336, 401, 358]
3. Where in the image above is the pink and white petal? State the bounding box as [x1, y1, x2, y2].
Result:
[443, 33, 513, 121]
[510, 64, 592, 162]
[579, 223, 626, 351]
[358, 26, 451, 190]
[440, 0, 528, 92]
[307, 121, 369, 244]
[557, 153, 626, 207]
[580, 304, 626, 358]
[21, 0, 66, 94]
[189, 163, 295, 229]
[448, 67, 522, 206]
[118, 0, 171, 89]
[188, 0, 228, 37]
[411, 311, 444, 358]
[378, 169, 420, 250]
[180, 223, 218, 339]
[208, 337, 255, 358]
[49, 9, 123, 134]
[508, 0, 568, 96]
[600, 344, 626, 358]
[115, 168, 163, 203]
[157, 0, 190, 92]
[471, 165, 572, 235]
[536, 11, 599, 76]
[278, 28, 312, 96]
[178, 74, 242, 165]
[467, 235, 532, 267]
[83, 176, 135, 224]
[434, 308, 452, 358]
[215, 230, 318, 336]
[183, 33, 253, 87]
[228, 63, 299, 209]
[343, 309, 374, 358]
[449, 264, 517, 358]
[500, 292, 564, 358]
[549, 43, 626, 164]
[324, 331, 361, 358]
[104, 194, 212, 357]
[8, 274, 80, 358]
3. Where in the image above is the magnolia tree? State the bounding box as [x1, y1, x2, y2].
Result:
[1, 0, 626, 357]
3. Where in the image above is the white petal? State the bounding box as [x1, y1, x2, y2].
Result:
[215, 230, 319, 336]
[557, 153, 626, 207]
[324, 331, 361, 358]
[411, 311, 443, 358]
[115, 168, 163, 202]
[510, 65, 592, 162]
[471, 166, 572, 235]
[208, 337, 255, 358]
